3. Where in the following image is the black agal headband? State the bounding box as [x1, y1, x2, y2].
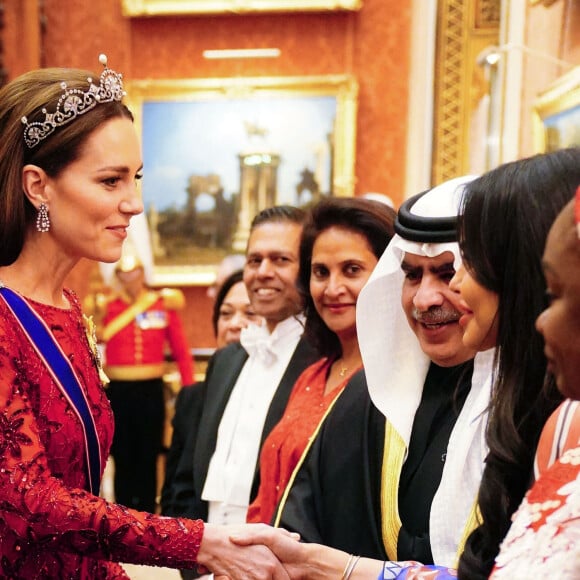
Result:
[394, 190, 458, 243]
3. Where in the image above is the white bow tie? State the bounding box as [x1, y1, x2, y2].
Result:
[240, 323, 278, 366]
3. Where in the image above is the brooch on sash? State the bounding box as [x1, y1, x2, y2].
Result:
[83, 314, 110, 386]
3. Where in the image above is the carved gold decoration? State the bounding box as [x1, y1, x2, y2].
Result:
[476, 0, 500, 27]
[432, 0, 500, 184]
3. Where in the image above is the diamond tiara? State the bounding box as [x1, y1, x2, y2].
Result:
[21, 54, 126, 149]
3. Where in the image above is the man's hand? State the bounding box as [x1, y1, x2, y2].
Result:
[197, 523, 299, 580]
[230, 528, 384, 580]
[229, 525, 335, 580]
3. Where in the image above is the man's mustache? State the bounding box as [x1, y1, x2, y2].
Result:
[412, 306, 461, 325]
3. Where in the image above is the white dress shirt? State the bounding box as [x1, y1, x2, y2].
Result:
[202, 315, 305, 525]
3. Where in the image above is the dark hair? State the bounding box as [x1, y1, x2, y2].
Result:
[298, 197, 396, 358]
[250, 205, 306, 231]
[211, 269, 244, 336]
[457, 147, 580, 579]
[0, 67, 133, 267]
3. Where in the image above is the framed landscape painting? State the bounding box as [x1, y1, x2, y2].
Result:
[125, 75, 358, 285]
[533, 65, 580, 153]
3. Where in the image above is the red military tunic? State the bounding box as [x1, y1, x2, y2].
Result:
[102, 288, 194, 385]
[99, 287, 194, 513]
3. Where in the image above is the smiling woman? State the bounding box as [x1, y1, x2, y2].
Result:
[452, 148, 580, 580]
[44, 117, 143, 265]
[213, 269, 263, 347]
[451, 263, 499, 352]
[309, 227, 378, 336]
[246, 196, 396, 525]
[0, 56, 299, 579]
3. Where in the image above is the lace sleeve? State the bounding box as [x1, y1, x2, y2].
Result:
[0, 303, 204, 574]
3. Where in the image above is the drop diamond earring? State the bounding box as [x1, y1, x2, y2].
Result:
[36, 202, 50, 232]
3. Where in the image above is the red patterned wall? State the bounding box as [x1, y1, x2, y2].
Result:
[18, 0, 412, 348]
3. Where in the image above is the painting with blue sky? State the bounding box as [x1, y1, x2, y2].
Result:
[142, 96, 336, 211]
[140, 94, 337, 266]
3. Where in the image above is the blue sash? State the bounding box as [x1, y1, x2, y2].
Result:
[0, 287, 102, 494]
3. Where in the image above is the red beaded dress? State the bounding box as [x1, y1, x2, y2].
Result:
[0, 288, 203, 579]
[247, 357, 359, 524]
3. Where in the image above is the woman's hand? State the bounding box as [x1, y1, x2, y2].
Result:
[230, 527, 345, 580]
[197, 523, 298, 580]
[230, 528, 384, 580]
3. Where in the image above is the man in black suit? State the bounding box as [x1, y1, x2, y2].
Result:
[161, 205, 318, 577]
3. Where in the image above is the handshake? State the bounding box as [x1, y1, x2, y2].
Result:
[195, 523, 376, 580]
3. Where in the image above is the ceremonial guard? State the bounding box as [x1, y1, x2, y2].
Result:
[90, 250, 194, 513]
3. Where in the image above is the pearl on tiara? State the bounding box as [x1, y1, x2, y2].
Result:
[21, 54, 126, 149]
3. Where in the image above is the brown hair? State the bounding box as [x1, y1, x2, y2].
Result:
[457, 148, 580, 579]
[298, 196, 396, 358]
[0, 67, 133, 266]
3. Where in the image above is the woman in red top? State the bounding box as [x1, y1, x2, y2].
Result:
[0, 56, 294, 579]
[247, 197, 395, 525]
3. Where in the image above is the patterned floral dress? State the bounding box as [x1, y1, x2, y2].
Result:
[490, 401, 580, 579]
[376, 401, 580, 580]
[0, 289, 203, 579]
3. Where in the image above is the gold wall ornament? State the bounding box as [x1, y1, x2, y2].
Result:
[125, 75, 358, 286]
[122, 0, 362, 16]
[432, 0, 500, 184]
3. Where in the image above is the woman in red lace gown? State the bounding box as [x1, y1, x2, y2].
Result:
[0, 56, 292, 580]
[247, 197, 395, 525]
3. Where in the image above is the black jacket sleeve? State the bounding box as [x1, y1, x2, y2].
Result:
[276, 370, 388, 559]
[275, 416, 326, 542]
[160, 382, 206, 517]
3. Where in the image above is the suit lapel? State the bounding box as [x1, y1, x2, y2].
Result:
[193, 335, 318, 502]
[250, 337, 319, 499]
[259, 338, 319, 448]
[193, 343, 248, 493]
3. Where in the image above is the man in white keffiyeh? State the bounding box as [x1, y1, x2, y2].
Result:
[272, 176, 495, 572]
[357, 176, 495, 566]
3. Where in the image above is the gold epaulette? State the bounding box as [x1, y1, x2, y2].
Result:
[105, 363, 165, 381]
[160, 288, 185, 310]
[83, 291, 116, 328]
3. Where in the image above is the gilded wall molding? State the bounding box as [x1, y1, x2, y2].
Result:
[432, 0, 499, 184]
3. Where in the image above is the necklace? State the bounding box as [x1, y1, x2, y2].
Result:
[338, 363, 349, 378]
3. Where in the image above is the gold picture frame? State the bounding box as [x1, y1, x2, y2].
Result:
[532, 65, 580, 153]
[122, 0, 362, 16]
[125, 74, 358, 286]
